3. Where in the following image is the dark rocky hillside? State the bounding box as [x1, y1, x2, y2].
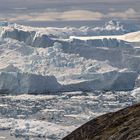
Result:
[63, 103, 140, 140]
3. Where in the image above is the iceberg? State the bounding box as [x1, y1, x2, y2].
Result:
[0, 72, 61, 94]
[61, 71, 137, 92]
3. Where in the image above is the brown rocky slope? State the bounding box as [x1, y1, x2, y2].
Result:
[62, 103, 140, 140]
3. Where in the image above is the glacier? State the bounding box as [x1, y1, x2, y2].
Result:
[0, 20, 140, 93]
[0, 20, 140, 139]
[0, 20, 139, 48]
[0, 37, 138, 94]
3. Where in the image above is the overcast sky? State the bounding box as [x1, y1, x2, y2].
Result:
[0, 0, 139, 26]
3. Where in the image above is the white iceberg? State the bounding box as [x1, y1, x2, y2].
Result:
[0, 72, 61, 94]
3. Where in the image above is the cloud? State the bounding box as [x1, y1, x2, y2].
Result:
[60, 10, 103, 21]
[28, 10, 104, 21]
[1, 8, 140, 22]
[3, 10, 103, 22]
[107, 8, 139, 19]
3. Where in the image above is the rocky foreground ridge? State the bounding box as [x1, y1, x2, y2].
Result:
[63, 103, 140, 140]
